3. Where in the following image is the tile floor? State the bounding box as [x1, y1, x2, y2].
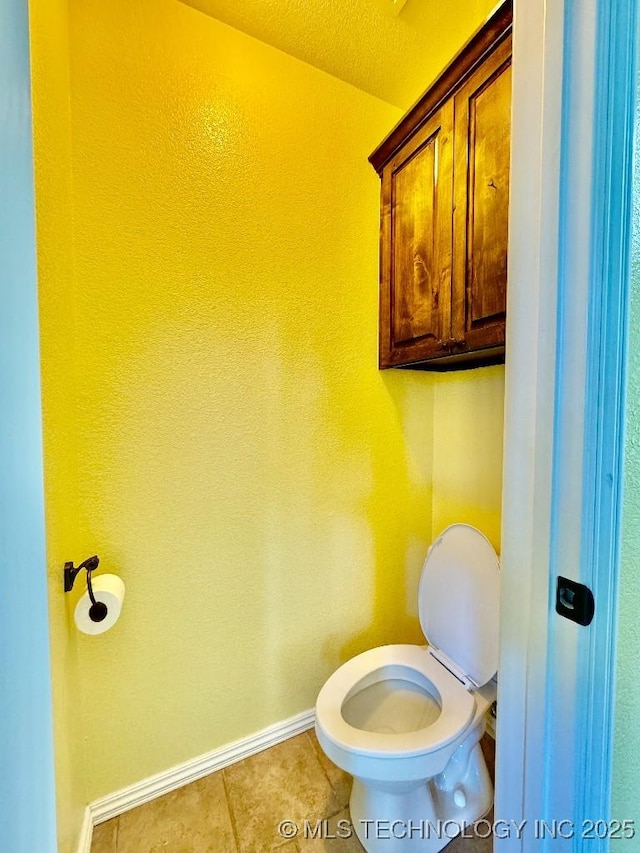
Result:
[91, 731, 495, 852]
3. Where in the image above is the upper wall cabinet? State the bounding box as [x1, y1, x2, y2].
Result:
[370, 2, 512, 370]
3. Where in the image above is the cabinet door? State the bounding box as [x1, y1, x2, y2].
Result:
[379, 101, 454, 368]
[452, 37, 511, 353]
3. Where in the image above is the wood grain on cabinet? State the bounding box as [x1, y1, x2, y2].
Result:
[452, 36, 511, 356]
[380, 101, 454, 367]
[370, 1, 512, 371]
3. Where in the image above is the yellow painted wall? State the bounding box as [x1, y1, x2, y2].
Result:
[30, 0, 504, 830]
[431, 367, 504, 551]
[61, 0, 433, 802]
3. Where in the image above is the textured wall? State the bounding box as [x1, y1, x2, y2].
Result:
[611, 94, 640, 833]
[62, 0, 435, 800]
[431, 366, 504, 551]
[32, 0, 505, 818]
[183, 0, 497, 109]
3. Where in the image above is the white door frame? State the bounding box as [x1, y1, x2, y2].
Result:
[498, 0, 638, 848]
[0, 0, 57, 850]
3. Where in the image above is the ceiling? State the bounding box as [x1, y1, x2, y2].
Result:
[181, 0, 496, 110]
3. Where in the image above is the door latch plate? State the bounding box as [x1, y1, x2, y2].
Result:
[555, 576, 595, 626]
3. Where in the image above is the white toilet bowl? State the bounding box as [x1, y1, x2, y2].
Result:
[314, 524, 500, 852]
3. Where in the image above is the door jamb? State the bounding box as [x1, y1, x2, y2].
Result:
[497, 0, 638, 846]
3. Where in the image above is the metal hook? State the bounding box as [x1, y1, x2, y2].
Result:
[63, 555, 99, 592]
[64, 555, 108, 623]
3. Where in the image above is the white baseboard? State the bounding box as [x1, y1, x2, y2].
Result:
[87, 707, 315, 832]
[76, 806, 93, 853]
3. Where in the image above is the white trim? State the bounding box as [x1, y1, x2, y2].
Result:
[500, 0, 637, 847]
[540, 0, 600, 829]
[75, 807, 93, 853]
[89, 708, 315, 827]
[1, 0, 58, 849]
[496, 0, 565, 842]
[547, 0, 638, 839]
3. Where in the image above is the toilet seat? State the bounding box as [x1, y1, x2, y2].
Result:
[315, 644, 475, 757]
[419, 524, 500, 688]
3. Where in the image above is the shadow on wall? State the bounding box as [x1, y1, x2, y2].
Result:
[430, 366, 505, 551]
[318, 366, 436, 667]
[197, 311, 437, 714]
[337, 363, 505, 665]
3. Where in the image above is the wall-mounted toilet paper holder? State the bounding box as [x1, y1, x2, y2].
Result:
[63, 555, 108, 623]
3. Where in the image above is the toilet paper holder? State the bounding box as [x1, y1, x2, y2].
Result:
[64, 555, 109, 623]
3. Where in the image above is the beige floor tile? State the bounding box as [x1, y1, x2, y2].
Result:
[306, 731, 352, 810]
[224, 733, 340, 853]
[90, 732, 494, 853]
[91, 818, 118, 853]
[443, 809, 494, 852]
[297, 810, 364, 853]
[444, 831, 493, 852]
[117, 772, 236, 853]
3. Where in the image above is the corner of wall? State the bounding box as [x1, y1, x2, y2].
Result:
[29, 0, 87, 849]
[430, 365, 505, 551]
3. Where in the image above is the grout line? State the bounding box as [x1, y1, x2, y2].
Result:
[323, 804, 349, 821]
[273, 837, 299, 851]
[90, 708, 315, 825]
[303, 730, 333, 787]
[221, 768, 241, 853]
[303, 730, 349, 813]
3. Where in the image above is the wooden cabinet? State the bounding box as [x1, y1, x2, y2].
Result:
[370, 2, 512, 370]
[380, 101, 455, 363]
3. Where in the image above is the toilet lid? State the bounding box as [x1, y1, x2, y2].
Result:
[418, 524, 500, 688]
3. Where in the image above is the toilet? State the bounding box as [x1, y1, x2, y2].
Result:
[315, 524, 499, 852]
